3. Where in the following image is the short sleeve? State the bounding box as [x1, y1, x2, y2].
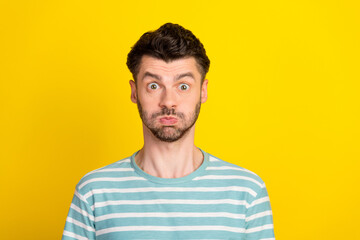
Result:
[244, 184, 275, 240]
[62, 187, 96, 240]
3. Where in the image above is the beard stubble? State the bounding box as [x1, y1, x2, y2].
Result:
[137, 100, 201, 143]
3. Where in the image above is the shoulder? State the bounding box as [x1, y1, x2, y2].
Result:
[75, 156, 136, 194]
[204, 152, 267, 198]
[82, 157, 133, 178]
[206, 153, 265, 184]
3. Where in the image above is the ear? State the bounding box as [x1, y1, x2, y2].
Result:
[129, 80, 137, 103]
[200, 79, 208, 103]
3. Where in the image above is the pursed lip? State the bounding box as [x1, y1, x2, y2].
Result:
[159, 116, 178, 125]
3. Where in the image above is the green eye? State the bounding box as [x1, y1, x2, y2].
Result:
[148, 83, 159, 90]
[179, 83, 189, 91]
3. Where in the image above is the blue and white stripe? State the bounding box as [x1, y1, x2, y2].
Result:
[62, 150, 274, 239]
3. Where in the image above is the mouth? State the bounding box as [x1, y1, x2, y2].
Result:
[159, 116, 178, 125]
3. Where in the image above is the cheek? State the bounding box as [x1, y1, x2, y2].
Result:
[138, 98, 159, 115]
[178, 98, 200, 112]
[137, 91, 159, 106]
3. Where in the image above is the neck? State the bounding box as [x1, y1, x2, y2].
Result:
[135, 125, 204, 178]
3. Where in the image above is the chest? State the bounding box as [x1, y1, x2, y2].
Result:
[92, 190, 248, 239]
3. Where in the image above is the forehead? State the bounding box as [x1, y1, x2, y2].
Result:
[137, 56, 202, 80]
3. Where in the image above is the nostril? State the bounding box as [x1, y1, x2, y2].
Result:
[161, 107, 176, 116]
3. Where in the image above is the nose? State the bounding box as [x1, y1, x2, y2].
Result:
[159, 88, 177, 110]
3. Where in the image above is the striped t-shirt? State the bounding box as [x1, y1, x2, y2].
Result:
[62, 149, 275, 240]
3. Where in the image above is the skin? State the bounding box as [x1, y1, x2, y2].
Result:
[129, 55, 208, 178]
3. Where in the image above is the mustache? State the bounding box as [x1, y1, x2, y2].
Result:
[151, 107, 185, 119]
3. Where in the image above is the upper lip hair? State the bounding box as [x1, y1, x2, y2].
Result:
[160, 116, 177, 119]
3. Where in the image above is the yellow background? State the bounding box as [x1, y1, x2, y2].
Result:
[1, 0, 359, 239]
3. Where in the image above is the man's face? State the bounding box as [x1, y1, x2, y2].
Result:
[130, 56, 208, 142]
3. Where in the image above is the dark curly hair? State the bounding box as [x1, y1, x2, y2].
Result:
[126, 23, 210, 82]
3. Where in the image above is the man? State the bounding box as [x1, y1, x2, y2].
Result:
[62, 23, 275, 240]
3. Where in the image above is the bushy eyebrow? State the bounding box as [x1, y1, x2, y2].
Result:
[143, 72, 161, 81]
[142, 72, 195, 82]
[175, 72, 195, 81]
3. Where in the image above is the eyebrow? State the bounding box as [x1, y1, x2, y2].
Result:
[142, 71, 195, 81]
[175, 72, 195, 81]
[143, 72, 162, 81]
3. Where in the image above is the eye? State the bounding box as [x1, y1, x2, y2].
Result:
[148, 83, 159, 90]
[179, 83, 189, 91]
